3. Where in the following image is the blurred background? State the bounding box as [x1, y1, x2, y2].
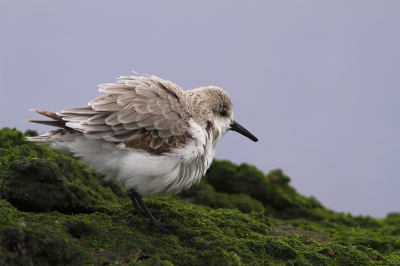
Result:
[1, 1, 399, 217]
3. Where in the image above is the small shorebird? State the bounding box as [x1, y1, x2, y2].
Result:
[27, 73, 258, 232]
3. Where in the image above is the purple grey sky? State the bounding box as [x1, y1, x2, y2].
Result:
[1, 1, 399, 217]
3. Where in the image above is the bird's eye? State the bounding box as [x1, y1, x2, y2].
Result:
[220, 110, 227, 117]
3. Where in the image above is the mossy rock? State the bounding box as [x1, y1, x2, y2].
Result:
[183, 160, 325, 220]
[0, 128, 399, 265]
[0, 128, 128, 216]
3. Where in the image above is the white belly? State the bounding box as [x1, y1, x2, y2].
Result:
[119, 142, 212, 196]
[51, 134, 215, 197]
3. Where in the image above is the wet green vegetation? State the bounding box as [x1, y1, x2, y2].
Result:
[1, 127, 399, 265]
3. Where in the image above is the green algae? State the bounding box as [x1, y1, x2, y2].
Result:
[181, 160, 324, 220]
[0, 127, 399, 265]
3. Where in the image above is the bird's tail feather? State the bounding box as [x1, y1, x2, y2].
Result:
[26, 109, 79, 144]
[26, 109, 67, 128]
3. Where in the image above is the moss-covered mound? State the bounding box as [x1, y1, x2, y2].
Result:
[0, 127, 399, 265]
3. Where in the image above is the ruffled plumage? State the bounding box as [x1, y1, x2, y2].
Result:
[29, 75, 193, 155]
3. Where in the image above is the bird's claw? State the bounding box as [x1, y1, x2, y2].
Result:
[150, 219, 180, 233]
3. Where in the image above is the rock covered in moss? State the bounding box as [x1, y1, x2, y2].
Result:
[180, 160, 324, 220]
[0, 128, 128, 215]
[0, 128, 399, 265]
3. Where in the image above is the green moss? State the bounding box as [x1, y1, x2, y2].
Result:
[185, 183, 265, 214]
[210, 248, 241, 266]
[0, 128, 399, 265]
[0, 128, 128, 215]
[181, 160, 326, 222]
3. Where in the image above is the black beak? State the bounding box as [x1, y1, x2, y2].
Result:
[230, 121, 258, 142]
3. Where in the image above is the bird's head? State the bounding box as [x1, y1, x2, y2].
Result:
[186, 86, 258, 142]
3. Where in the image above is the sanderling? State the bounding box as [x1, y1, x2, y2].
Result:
[27, 73, 258, 232]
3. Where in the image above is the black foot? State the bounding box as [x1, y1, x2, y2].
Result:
[127, 189, 179, 233]
[150, 218, 179, 233]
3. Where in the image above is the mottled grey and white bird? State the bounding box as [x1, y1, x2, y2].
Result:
[27, 73, 258, 232]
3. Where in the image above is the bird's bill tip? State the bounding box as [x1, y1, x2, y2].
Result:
[230, 121, 258, 142]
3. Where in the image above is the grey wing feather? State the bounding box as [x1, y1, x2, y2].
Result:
[59, 107, 98, 114]
[57, 74, 191, 152]
[87, 113, 110, 125]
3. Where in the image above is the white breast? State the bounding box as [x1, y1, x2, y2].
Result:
[118, 119, 216, 196]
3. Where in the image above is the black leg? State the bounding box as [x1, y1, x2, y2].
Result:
[127, 190, 165, 217]
[127, 189, 179, 233]
[128, 190, 143, 214]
